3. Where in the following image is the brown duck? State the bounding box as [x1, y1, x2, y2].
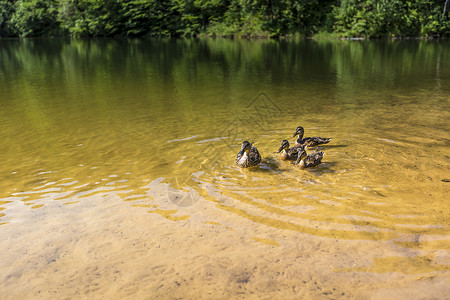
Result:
[235, 141, 262, 168]
[294, 145, 324, 169]
[277, 140, 301, 160]
[291, 126, 331, 147]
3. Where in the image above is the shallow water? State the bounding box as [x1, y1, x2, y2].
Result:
[0, 38, 449, 298]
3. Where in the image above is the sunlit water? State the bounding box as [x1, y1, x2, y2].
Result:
[0, 38, 449, 297]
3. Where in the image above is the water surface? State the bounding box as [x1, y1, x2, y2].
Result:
[0, 38, 449, 298]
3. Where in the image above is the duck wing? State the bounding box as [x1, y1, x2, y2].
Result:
[305, 151, 324, 167]
[286, 146, 301, 160]
[302, 137, 332, 147]
[249, 146, 262, 165]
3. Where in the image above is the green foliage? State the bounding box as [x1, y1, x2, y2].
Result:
[11, 0, 61, 37]
[248, 0, 335, 37]
[121, 1, 180, 37]
[333, 0, 450, 38]
[0, 1, 17, 37]
[0, 0, 449, 38]
[58, 0, 124, 37]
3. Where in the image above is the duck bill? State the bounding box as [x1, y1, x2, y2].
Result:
[276, 145, 284, 153]
[290, 129, 301, 138]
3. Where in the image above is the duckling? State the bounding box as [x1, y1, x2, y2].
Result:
[277, 140, 301, 160]
[294, 146, 324, 169]
[235, 141, 261, 168]
[291, 126, 331, 147]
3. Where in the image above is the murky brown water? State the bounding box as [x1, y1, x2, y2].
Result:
[1, 38, 449, 298]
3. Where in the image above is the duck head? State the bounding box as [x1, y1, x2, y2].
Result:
[277, 140, 290, 153]
[294, 146, 307, 165]
[238, 141, 253, 156]
[290, 126, 305, 138]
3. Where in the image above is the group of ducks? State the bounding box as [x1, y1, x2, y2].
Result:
[235, 126, 332, 169]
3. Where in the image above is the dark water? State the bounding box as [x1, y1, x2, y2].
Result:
[0, 38, 449, 244]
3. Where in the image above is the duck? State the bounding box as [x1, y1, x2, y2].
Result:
[277, 140, 301, 160]
[291, 126, 331, 147]
[294, 145, 324, 169]
[235, 141, 261, 168]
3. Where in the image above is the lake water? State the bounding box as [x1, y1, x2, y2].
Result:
[0, 38, 449, 298]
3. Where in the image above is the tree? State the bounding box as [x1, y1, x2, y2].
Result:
[444, 0, 449, 18]
[0, 1, 17, 37]
[11, 0, 60, 37]
[0, 0, 449, 37]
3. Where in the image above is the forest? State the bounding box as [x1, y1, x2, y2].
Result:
[0, 0, 449, 38]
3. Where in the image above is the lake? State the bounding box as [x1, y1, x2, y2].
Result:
[0, 38, 449, 298]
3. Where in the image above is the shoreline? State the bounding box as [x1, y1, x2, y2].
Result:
[1, 34, 449, 41]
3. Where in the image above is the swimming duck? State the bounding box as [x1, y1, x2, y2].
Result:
[277, 140, 301, 160]
[291, 126, 332, 147]
[235, 141, 261, 168]
[294, 146, 324, 169]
